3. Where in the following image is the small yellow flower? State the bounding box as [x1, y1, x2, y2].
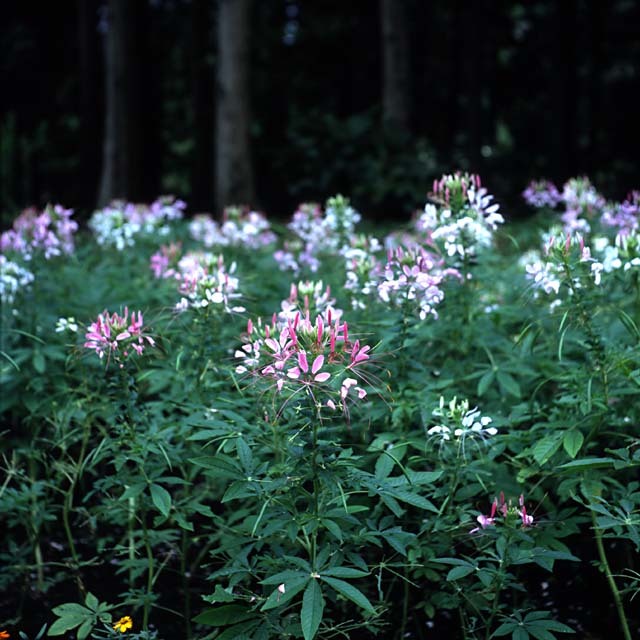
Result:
[112, 616, 133, 633]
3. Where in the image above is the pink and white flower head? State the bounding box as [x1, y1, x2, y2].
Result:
[90, 196, 184, 250]
[1, 204, 78, 260]
[189, 206, 276, 249]
[84, 307, 155, 367]
[470, 492, 535, 534]
[278, 280, 343, 327]
[235, 311, 372, 413]
[377, 245, 461, 319]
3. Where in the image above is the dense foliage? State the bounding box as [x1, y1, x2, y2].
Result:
[2, 174, 640, 639]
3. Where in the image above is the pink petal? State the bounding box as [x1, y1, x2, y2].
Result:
[311, 354, 324, 374]
[298, 350, 309, 373]
[314, 372, 330, 383]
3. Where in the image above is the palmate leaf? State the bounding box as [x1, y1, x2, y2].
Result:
[320, 576, 375, 614]
[301, 579, 324, 640]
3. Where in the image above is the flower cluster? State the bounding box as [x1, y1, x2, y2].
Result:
[84, 308, 155, 366]
[522, 180, 563, 209]
[278, 280, 343, 326]
[55, 317, 79, 333]
[522, 177, 606, 236]
[189, 206, 276, 249]
[427, 396, 498, 451]
[377, 245, 461, 319]
[343, 235, 384, 310]
[0, 254, 35, 305]
[600, 191, 640, 235]
[235, 311, 372, 412]
[471, 492, 534, 534]
[174, 252, 245, 314]
[522, 232, 603, 309]
[89, 196, 185, 250]
[415, 172, 503, 261]
[274, 196, 361, 274]
[150, 242, 183, 279]
[1, 204, 78, 260]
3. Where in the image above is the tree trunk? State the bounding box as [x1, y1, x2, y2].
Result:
[215, 0, 254, 213]
[380, 0, 410, 133]
[77, 0, 101, 213]
[191, 0, 214, 211]
[97, 0, 141, 206]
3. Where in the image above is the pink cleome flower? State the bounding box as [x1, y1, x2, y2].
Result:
[84, 307, 155, 366]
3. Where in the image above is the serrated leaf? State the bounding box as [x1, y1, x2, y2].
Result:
[375, 452, 395, 480]
[562, 430, 584, 459]
[320, 576, 375, 614]
[388, 489, 438, 513]
[301, 580, 324, 640]
[150, 483, 172, 517]
[533, 433, 563, 466]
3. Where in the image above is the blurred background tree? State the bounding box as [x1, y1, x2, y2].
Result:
[1, 0, 638, 225]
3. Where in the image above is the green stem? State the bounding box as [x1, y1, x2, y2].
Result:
[142, 518, 154, 631]
[182, 531, 192, 640]
[128, 496, 136, 590]
[591, 510, 632, 640]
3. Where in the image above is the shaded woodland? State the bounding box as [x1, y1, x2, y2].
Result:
[1, 0, 639, 224]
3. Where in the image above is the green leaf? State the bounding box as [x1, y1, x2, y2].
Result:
[236, 437, 253, 473]
[562, 430, 584, 459]
[322, 567, 369, 579]
[496, 371, 521, 398]
[491, 622, 516, 637]
[557, 457, 615, 472]
[150, 483, 172, 517]
[48, 614, 88, 636]
[202, 585, 236, 604]
[375, 452, 395, 480]
[477, 369, 495, 396]
[261, 575, 309, 611]
[51, 603, 90, 617]
[301, 579, 324, 640]
[84, 592, 99, 611]
[533, 433, 563, 466]
[388, 489, 438, 513]
[32, 350, 46, 374]
[261, 569, 309, 585]
[215, 620, 261, 640]
[119, 483, 146, 501]
[447, 565, 475, 580]
[513, 629, 530, 640]
[76, 618, 94, 640]
[192, 605, 255, 626]
[189, 455, 243, 479]
[320, 576, 375, 614]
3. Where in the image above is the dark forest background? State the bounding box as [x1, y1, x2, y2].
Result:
[1, 0, 639, 226]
